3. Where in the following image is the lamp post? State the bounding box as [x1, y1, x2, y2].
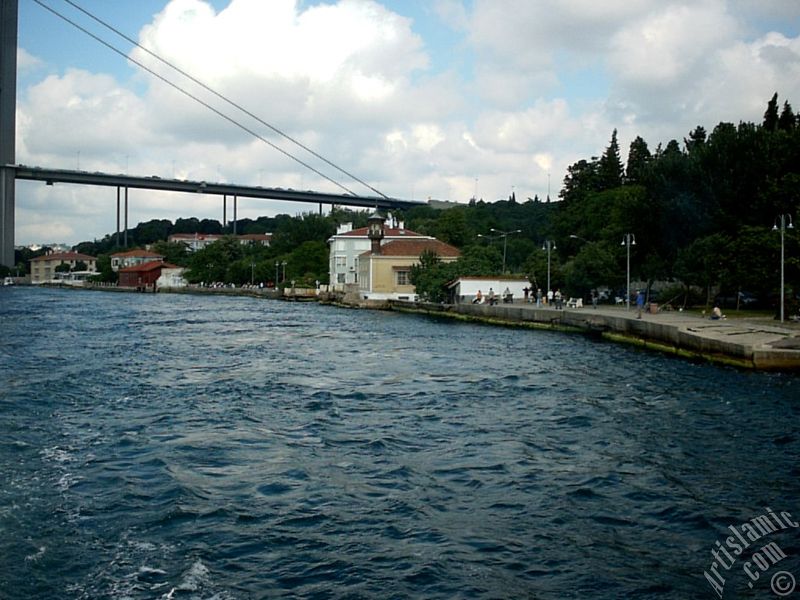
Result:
[621, 233, 636, 310]
[250, 261, 255, 285]
[281, 261, 287, 283]
[773, 214, 794, 322]
[490, 228, 522, 274]
[542, 240, 556, 295]
[274, 261, 279, 288]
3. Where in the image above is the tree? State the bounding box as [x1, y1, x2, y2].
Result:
[72, 261, 87, 272]
[778, 101, 796, 131]
[597, 129, 624, 190]
[763, 92, 779, 131]
[563, 242, 618, 297]
[560, 158, 599, 204]
[150, 240, 190, 266]
[186, 236, 244, 283]
[684, 126, 707, 154]
[409, 250, 458, 302]
[435, 207, 472, 247]
[93, 255, 117, 283]
[55, 262, 71, 273]
[285, 240, 329, 285]
[674, 233, 732, 306]
[625, 136, 652, 184]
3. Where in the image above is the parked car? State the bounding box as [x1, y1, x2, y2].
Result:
[714, 291, 759, 308]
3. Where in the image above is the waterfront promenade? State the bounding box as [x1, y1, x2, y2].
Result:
[393, 301, 800, 371]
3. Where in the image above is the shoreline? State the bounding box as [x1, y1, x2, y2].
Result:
[388, 300, 800, 372]
[18, 283, 800, 371]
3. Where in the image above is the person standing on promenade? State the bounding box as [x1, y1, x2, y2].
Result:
[547, 289, 554, 306]
[636, 290, 645, 318]
[537, 288, 542, 307]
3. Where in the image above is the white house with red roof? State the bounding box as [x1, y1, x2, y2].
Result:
[327, 218, 433, 290]
[110, 249, 165, 272]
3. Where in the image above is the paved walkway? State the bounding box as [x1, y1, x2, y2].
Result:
[440, 301, 800, 370]
[537, 304, 800, 351]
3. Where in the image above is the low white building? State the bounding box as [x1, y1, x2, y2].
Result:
[157, 267, 188, 289]
[327, 219, 433, 291]
[447, 277, 533, 304]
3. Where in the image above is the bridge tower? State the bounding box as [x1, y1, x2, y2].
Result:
[0, 0, 17, 267]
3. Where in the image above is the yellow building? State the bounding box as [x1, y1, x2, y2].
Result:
[29, 251, 97, 284]
[358, 238, 460, 300]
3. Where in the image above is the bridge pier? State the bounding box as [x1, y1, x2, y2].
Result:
[124, 187, 128, 247]
[233, 195, 237, 234]
[0, 0, 18, 267]
[116, 187, 120, 247]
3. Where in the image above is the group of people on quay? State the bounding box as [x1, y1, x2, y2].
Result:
[473, 287, 579, 309]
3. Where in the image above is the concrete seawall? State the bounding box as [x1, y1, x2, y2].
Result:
[390, 301, 800, 371]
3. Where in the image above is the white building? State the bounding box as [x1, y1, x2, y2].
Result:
[327, 219, 433, 291]
[157, 267, 188, 289]
[447, 277, 533, 304]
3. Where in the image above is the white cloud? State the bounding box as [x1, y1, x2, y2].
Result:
[12, 0, 800, 245]
[17, 48, 43, 71]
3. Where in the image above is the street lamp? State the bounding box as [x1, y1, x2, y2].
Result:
[569, 234, 588, 243]
[621, 233, 636, 310]
[773, 214, 794, 322]
[490, 228, 522, 274]
[542, 239, 556, 296]
[273, 261, 288, 285]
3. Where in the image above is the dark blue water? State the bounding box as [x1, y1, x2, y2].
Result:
[1, 287, 799, 599]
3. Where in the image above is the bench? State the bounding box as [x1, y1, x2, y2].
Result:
[566, 297, 583, 308]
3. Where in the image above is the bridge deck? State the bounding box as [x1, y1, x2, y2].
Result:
[10, 165, 424, 211]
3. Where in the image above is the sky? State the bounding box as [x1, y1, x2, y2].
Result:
[13, 0, 800, 245]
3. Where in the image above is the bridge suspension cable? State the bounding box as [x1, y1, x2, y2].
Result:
[60, 0, 390, 200]
[31, 0, 387, 199]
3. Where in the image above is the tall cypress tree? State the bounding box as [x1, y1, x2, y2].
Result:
[597, 129, 624, 190]
[763, 92, 779, 131]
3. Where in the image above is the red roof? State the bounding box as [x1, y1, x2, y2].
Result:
[238, 233, 272, 240]
[30, 251, 96, 262]
[338, 226, 425, 238]
[119, 260, 175, 273]
[361, 239, 461, 258]
[111, 249, 164, 259]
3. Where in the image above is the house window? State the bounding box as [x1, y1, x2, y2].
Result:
[396, 270, 410, 285]
[335, 256, 347, 268]
[337, 273, 345, 283]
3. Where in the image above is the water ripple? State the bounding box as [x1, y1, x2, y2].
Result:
[1, 287, 799, 598]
